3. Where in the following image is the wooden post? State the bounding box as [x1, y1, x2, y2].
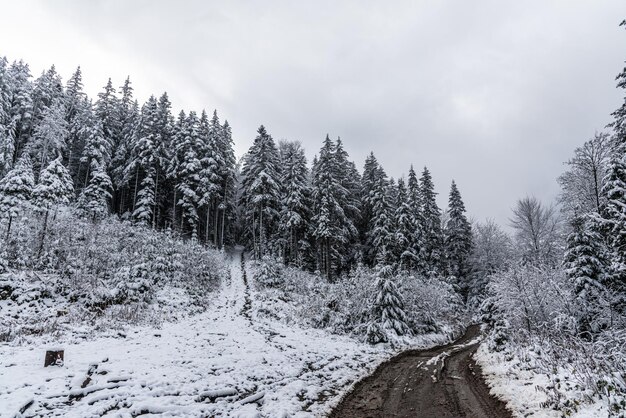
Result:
[44, 350, 64, 367]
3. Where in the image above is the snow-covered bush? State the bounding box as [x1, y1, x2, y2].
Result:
[399, 273, 465, 335]
[484, 263, 626, 415]
[0, 209, 228, 342]
[251, 255, 284, 287]
[0, 272, 68, 342]
[484, 264, 574, 342]
[251, 260, 467, 342]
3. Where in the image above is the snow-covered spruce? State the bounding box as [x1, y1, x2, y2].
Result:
[366, 263, 411, 344]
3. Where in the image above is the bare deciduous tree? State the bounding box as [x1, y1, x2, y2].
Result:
[558, 132, 613, 218]
[468, 219, 512, 302]
[510, 196, 562, 265]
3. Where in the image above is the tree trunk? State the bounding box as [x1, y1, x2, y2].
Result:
[132, 166, 139, 213]
[326, 241, 330, 281]
[67, 147, 73, 181]
[40, 137, 49, 176]
[119, 188, 125, 215]
[259, 206, 264, 258]
[220, 201, 226, 249]
[6, 214, 12, 240]
[593, 167, 601, 213]
[84, 161, 91, 189]
[205, 206, 210, 244]
[37, 208, 50, 258]
[153, 168, 159, 229]
[213, 202, 219, 246]
[252, 215, 257, 258]
[172, 188, 177, 231]
[290, 228, 295, 265]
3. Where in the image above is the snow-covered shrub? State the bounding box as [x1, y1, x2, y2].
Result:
[0, 210, 228, 341]
[0, 272, 67, 342]
[399, 273, 466, 336]
[110, 265, 154, 304]
[251, 260, 467, 342]
[536, 329, 626, 415]
[485, 264, 573, 342]
[251, 255, 284, 287]
[484, 262, 626, 415]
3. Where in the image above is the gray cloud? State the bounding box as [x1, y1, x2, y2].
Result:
[2, 0, 625, 227]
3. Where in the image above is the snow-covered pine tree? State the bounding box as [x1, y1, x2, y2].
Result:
[95, 78, 120, 162]
[0, 57, 14, 176]
[217, 119, 236, 248]
[0, 121, 16, 178]
[444, 180, 473, 296]
[407, 165, 424, 270]
[109, 78, 135, 206]
[64, 67, 85, 120]
[113, 96, 140, 215]
[0, 155, 35, 239]
[241, 125, 281, 257]
[130, 96, 162, 227]
[334, 139, 361, 226]
[609, 20, 626, 143]
[420, 166, 444, 277]
[333, 138, 361, 272]
[166, 110, 186, 230]
[198, 110, 221, 244]
[600, 27, 626, 310]
[32, 157, 74, 254]
[387, 177, 398, 209]
[360, 152, 382, 265]
[153, 92, 174, 228]
[33, 157, 74, 209]
[311, 135, 353, 279]
[278, 140, 312, 266]
[395, 178, 419, 270]
[600, 141, 626, 307]
[76, 162, 112, 221]
[368, 164, 395, 266]
[367, 251, 411, 344]
[563, 214, 609, 338]
[79, 105, 109, 186]
[64, 67, 89, 188]
[175, 111, 202, 239]
[31, 65, 64, 126]
[27, 98, 68, 175]
[6, 60, 33, 162]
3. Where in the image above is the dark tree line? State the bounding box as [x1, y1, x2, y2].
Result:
[239, 128, 473, 295]
[0, 59, 236, 247]
[0, 56, 474, 298]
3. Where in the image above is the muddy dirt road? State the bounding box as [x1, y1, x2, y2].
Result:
[329, 325, 512, 418]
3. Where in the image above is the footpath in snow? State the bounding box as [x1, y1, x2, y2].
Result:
[0, 247, 392, 418]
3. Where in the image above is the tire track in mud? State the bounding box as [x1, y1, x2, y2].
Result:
[329, 324, 512, 418]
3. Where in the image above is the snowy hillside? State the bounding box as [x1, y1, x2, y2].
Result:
[0, 248, 454, 417]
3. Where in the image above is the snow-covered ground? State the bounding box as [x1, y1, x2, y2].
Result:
[1, 247, 440, 417]
[475, 343, 608, 418]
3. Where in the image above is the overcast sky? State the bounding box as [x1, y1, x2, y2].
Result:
[1, 0, 625, 226]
